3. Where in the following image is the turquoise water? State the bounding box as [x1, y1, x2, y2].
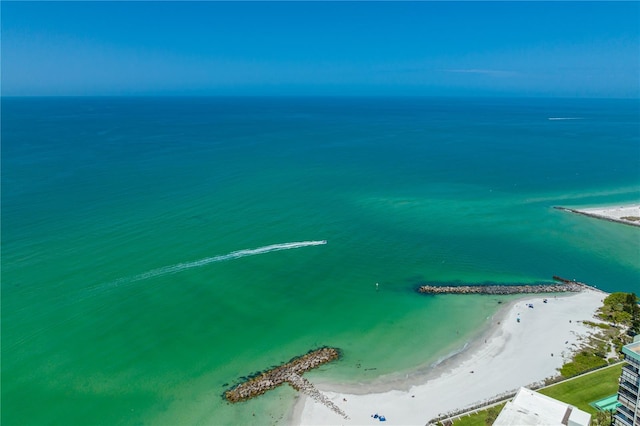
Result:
[2, 97, 639, 425]
[591, 394, 621, 412]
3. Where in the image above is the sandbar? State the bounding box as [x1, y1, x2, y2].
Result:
[556, 204, 640, 227]
[290, 289, 606, 425]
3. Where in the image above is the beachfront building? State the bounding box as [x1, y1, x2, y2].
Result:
[494, 387, 590, 426]
[614, 337, 640, 426]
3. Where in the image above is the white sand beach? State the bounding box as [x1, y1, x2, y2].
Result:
[566, 204, 640, 227]
[291, 289, 606, 426]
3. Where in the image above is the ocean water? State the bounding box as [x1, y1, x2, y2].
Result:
[2, 97, 639, 425]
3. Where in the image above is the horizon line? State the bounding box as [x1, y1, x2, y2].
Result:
[3, 94, 639, 101]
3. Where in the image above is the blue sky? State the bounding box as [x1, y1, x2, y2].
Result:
[2, 1, 639, 97]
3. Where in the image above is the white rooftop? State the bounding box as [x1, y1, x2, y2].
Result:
[493, 387, 591, 426]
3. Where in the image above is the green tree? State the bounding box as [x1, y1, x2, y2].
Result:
[630, 295, 640, 334]
[624, 293, 636, 312]
[598, 293, 635, 326]
[593, 410, 614, 426]
[622, 293, 640, 334]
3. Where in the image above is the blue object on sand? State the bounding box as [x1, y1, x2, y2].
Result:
[379, 416, 386, 421]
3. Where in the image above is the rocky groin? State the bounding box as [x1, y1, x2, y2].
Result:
[224, 347, 340, 403]
[418, 281, 584, 295]
[286, 372, 349, 419]
[554, 206, 640, 228]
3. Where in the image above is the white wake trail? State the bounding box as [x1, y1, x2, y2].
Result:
[118, 240, 327, 285]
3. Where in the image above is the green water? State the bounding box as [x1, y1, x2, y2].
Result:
[2, 97, 639, 425]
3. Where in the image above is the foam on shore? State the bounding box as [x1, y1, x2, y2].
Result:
[291, 289, 605, 425]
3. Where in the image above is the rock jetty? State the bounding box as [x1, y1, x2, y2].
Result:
[418, 280, 584, 295]
[554, 206, 640, 228]
[286, 372, 349, 419]
[224, 347, 341, 404]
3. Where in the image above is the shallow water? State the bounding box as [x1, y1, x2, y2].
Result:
[2, 97, 639, 425]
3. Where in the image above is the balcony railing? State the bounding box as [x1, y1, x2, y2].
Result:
[619, 381, 639, 397]
[614, 412, 633, 426]
[617, 403, 635, 419]
[618, 393, 635, 411]
[623, 363, 639, 375]
[618, 383, 638, 403]
[620, 370, 639, 384]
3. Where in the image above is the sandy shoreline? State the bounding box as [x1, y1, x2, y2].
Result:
[291, 289, 605, 425]
[557, 204, 640, 227]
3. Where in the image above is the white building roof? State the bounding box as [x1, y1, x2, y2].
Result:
[493, 387, 591, 426]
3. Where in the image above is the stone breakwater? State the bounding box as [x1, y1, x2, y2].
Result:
[418, 281, 584, 295]
[224, 347, 340, 403]
[286, 372, 349, 420]
[554, 206, 640, 228]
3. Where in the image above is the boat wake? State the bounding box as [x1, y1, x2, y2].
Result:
[107, 240, 327, 287]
